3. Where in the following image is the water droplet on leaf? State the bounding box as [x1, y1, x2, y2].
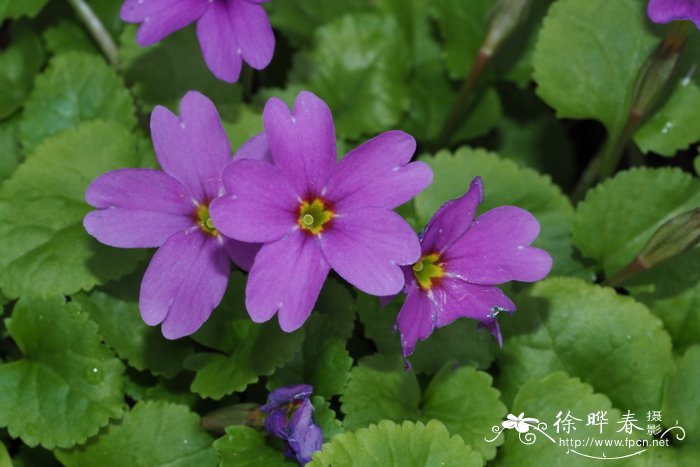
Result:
[84, 366, 103, 384]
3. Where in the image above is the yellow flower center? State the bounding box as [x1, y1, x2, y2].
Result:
[196, 204, 219, 237]
[412, 253, 445, 290]
[298, 198, 334, 235]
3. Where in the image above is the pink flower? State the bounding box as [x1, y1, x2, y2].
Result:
[120, 0, 275, 82]
[648, 0, 700, 28]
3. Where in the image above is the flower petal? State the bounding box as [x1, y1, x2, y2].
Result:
[196, 0, 243, 82]
[320, 208, 420, 296]
[647, 0, 700, 27]
[420, 177, 483, 254]
[83, 168, 193, 248]
[229, 0, 275, 69]
[246, 232, 330, 332]
[446, 206, 553, 284]
[325, 131, 432, 210]
[140, 231, 230, 339]
[121, 0, 208, 46]
[395, 285, 437, 358]
[263, 92, 336, 196]
[287, 399, 324, 464]
[433, 278, 515, 328]
[233, 132, 272, 163]
[223, 238, 261, 272]
[150, 91, 232, 201]
[210, 159, 298, 243]
[261, 384, 314, 411]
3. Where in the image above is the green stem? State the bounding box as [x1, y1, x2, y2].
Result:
[437, 51, 491, 148]
[67, 0, 119, 68]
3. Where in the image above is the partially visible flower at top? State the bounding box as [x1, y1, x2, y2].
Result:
[261, 384, 323, 465]
[395, 177, 552, 360]
[648, 0, 700, 28]
[210, 91, 433, 332]
[120, 0, 274, 82]
[83, 91, 259, 339]
[502, 413, 540, 433]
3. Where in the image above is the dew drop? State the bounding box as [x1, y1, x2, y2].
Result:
[84, 366, 104, 384]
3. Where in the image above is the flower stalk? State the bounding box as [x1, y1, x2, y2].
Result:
[573, 21, 689, 201]
[67, 0, 120, 68]
[437, 0, 531, 147]
[606, 208, 700, 287]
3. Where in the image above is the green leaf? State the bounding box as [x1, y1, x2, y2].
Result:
[0, 441, 10, 467]
[268, 280, 355, 397]
[215, 426, 294, 467]
[495, 372, 644, 466]
[74, 280, 194, 378]
[20, 53, 136, 153]
[43, 21, 98, 56]
[0, 114, 22, 183]
[312, 396, 344, 440]
[187, 272, 305, 399]
[309, 420, 482, 467]
[626, 249, 700, 351]
[269, 0, 371, 46]
[356, 293, 497, 373]
[634, 35, 700, 156]
[498, 278, 673, 414]
[0, 296, 125, 448]
[416, 147, 589, 279]
[533, 0, 658, 145]
[55, 401, 217, 467]
[0, 0, 49, 21]
[120, 26, 241, 118]
[662, 346, 700, 444]
[0, 121, 146, 298]
[341, 355, 420, 430]
[302, 14, 410, 139]
[341, 356, 506, 460]
[431, 0, 493, 79]
[124, 372, 198, 407]
[573, 168, 700, 276]
[421, 364, 507, 460]
[0, 23, 46, 119]
[222, 105, 263, 152]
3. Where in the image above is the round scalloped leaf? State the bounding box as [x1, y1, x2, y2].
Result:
[0, 296, 125, 449]
[0, 23, 46, 119]
[309, 420, 481, 467]
[0, 121, 146, 298]
[187, 272, 305, 399]
[662, 346, 700, 444]
[341, 356, 506, 461]
[626, 249, 700, 351]
[302, 14, 410, 139]
[416, 147, 586, 278]
[498, 278, 673, 414]
[74, 284, 194, 378]
[573, 168, 700, 276]
[269, 0, 372, 46]
[0, 0, 49, 21]
[495, 372, 641, 466]
[55, 401, 217, 467]
[20, 52, 136, 152]
[341, 355, 420, 430]
[214, 426, 295, 467]
[533, 0, 657, 138]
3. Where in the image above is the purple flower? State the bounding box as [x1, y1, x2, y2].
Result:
[84, 91, 259, 339]
[210, 91, 432, 332]
[120, 0, 275, 83]
[395, 177, 552, 358]
[648, 0, 700, 28]
[261, 384, 323, 465]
